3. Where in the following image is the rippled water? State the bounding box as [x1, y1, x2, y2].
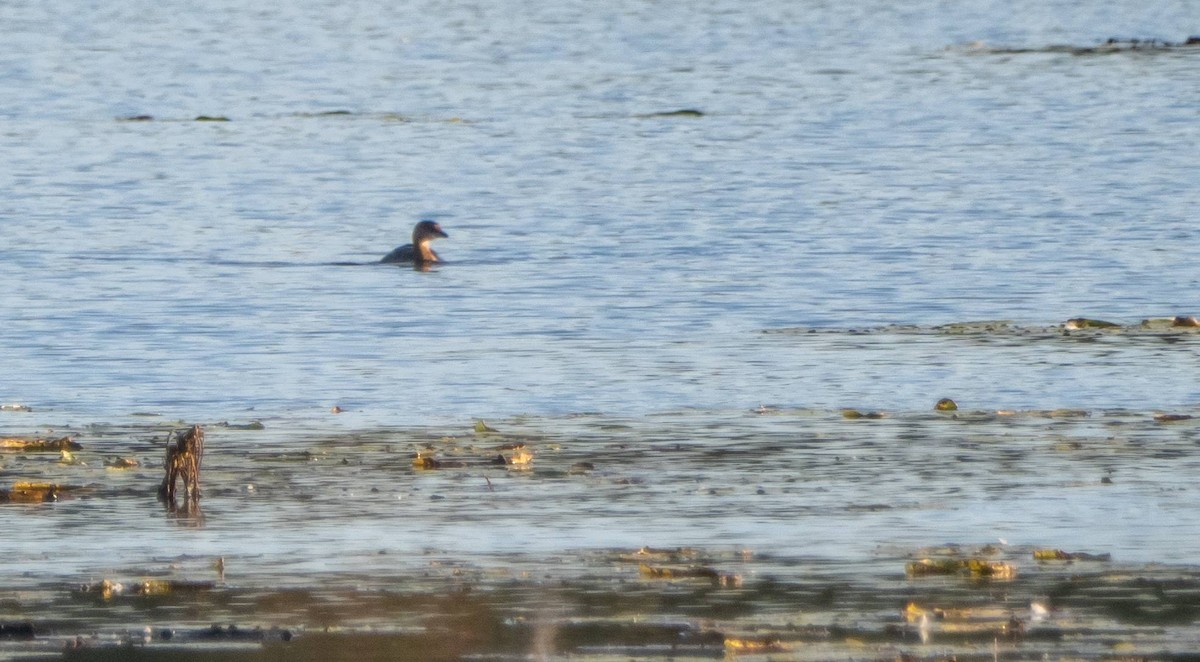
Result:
[4, 0, 1199, 421]
[2, 0, 1200, 657]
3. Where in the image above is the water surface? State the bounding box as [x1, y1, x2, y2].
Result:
[2, 0, 1199, 658]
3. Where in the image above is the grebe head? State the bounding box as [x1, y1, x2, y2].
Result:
[413, 220, 448, 244]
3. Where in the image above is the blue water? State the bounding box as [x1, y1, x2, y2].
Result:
[3, 1, 1199, 424]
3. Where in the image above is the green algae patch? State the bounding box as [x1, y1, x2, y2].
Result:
[410, 451, 469, 469]
[1033, 549, 1111, 562]
[934, 398, 958, 411]
[906, 558, 1017, 580]
[473, 420, 500, 434]
[841, 408, 886, 419]
[1064, 318, 1122, 330]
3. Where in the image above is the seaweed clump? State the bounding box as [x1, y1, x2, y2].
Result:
[158, 425, 205, 509]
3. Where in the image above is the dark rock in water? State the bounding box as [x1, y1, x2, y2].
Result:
[0, 621, 35, 639]
[192, 623, 285, 642]
[117, 115, 154, 122]
[189, 623, 291, 642]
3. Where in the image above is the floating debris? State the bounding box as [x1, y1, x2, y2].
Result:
[76, 579, 215, 600]
[0, 481, 83, 503]
[505, 448, 534, 467]
[76, 579, 125, 600]
[769, 319, 1200, 337]
[841, 409, 886, 419]
[638, 563, 741, 586]
[293, 110, 353, 117]
[906, 558, 1017, 580]
[104, 457, 140, 469]
[724, 636, 788, 653]
[216, 420, 264, 430]
[136, 579, 216, 596]
[412, 453, 465, 470]
[904, 601, 1026, 640]
[0, 436, 80, 452]
[1033, 549, 1112, 561]
[412, 453, 441, 470]
[961, 36, 1200, 56]
[1064, 318, 1121, 330]
[636, 108, 705, 118]
[1154, 413, 1195, 423]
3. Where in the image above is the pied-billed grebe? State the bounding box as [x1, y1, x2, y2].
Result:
[381, 221, 449, 264]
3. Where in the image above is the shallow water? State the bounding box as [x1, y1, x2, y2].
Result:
[3, 411, 1200, 659]
[2, 0, 1200, 658]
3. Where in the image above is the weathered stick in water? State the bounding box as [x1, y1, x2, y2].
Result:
[158, 425, 204, 505]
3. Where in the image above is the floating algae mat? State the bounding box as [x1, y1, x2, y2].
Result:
[0, 409, 1199, 660]
[765, 317, 1200, 339]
